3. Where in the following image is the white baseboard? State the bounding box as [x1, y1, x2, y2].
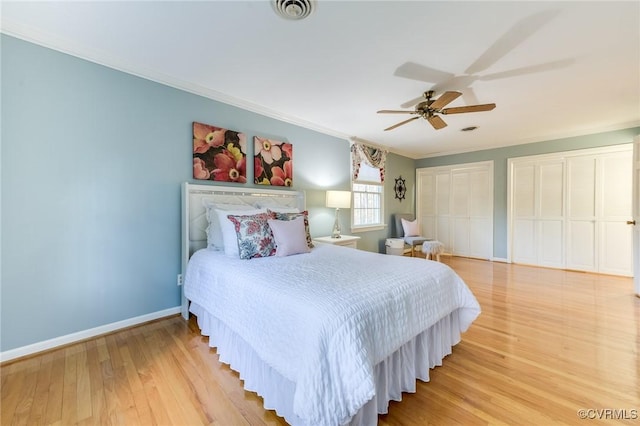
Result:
[0, 306, 181, 363]
[491, 257, 509, 263]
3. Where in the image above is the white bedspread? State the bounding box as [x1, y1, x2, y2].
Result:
[184, 244, 480, 426]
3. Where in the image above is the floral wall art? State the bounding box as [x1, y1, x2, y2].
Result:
[193, 121, 247, 183]
[254, 136, 293, 186]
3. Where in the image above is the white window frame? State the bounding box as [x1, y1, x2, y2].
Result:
[351, 162, 385, 233]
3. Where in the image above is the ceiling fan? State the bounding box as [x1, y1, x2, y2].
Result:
[377, 90, 496, 131]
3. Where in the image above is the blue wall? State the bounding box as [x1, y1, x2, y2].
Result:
[415, 128, 640, 259]
[2, 35, 415, 352]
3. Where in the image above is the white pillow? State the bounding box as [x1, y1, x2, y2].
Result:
[268, 216, 310, 257]
[401, 217, 420, 237]
[202, 201, 256, 249]
[216, 208, 266, 256]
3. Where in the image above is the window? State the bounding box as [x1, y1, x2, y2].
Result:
[350, 142, 388, 230]
[351, 146, 386, 231]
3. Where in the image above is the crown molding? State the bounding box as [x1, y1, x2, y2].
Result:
[0, 20, 358, 143]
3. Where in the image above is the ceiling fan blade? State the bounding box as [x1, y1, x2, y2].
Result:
[377, 109, 416, 114]
[384, 116, 420, 131]
[465, 10, 560, 75]
[479, 58, 575, 81]
[400, 95, 426, 109]
[394, 62, 456, 108]
[442, 104, 496, 114]
[430, 91, 462, 110]
[427, 115, 447, 130]
[394, 62, 455, 83]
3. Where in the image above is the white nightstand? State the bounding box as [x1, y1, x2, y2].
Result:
[313, 235, 361, 249]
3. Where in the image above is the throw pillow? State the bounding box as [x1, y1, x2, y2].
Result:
[215, 207, 266, 256]
[401, 217, 420, 237]
[269, 210, 314, 248]
[227, 212, 277, 259]
[202, 201, 258, 250]
[268, 216, 310, 257]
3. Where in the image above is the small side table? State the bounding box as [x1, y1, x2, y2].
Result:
[313, 235, 361, 249]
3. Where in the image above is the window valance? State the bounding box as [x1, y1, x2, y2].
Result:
[351, 143, 389, 183]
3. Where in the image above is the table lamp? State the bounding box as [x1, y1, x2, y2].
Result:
[326, 190, 351, 238]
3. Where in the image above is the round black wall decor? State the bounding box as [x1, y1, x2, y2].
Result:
[394, 176, 406, 201]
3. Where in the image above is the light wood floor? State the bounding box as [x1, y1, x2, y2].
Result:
[2, 257, 639, 425]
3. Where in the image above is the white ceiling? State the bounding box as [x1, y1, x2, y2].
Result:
[2, 1, 639, 158]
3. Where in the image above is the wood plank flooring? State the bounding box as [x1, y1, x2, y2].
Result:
[2, 257, 639, 425]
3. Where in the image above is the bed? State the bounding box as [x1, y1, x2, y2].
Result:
[181, 183, 481, 426]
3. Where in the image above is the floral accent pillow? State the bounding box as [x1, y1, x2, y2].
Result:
[216, 207, 266, 256]
[227, 212, 277, 259]
[269, 210, 314, 248]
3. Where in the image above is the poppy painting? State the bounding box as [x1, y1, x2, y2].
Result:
[254, 136, 293, 186]
[193, 121, 247, 183]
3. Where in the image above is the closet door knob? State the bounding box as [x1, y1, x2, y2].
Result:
[627, 220, 636, 225]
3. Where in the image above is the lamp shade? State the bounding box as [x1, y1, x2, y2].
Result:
[326, 190, 351, 209]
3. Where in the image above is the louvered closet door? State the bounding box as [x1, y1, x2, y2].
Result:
[566, 156, 597, 272]
[417, 161, 493, 260]
[468, 168, 493, 258]
[512, 163, 537, 264]
[435, 172, 451, 250]
[419, 172, 436, 238]
[509, 144, 632, 276]
[451, 171, 470, 256]
[512, 160, 564, 267]
[599, 151, 633, 275]
[537, 160, 564, 268]
[451, 168, 493, 258]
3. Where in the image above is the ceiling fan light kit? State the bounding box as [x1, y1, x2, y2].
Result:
[378, 90, 496, 131]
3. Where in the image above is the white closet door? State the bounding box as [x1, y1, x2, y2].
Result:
[451, 171, 470, 256]
[417, 161, 493, 260]
[509, 144, 632, 276]
[566, 156, 597, 271]
[598, 152, 633, 275]
[469, 168, 493, 258]
[537, 161, 564, 268]
[512, 164, 537, 264]
[418, 172, 436, 238]
[435, 172, 451, 251]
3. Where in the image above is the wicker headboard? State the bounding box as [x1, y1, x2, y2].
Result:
[180, 182, 305, 318]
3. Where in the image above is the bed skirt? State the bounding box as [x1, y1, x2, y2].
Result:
[190, 302, 462, 426]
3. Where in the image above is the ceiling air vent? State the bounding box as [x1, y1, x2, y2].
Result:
[273, 0, 315, 20]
